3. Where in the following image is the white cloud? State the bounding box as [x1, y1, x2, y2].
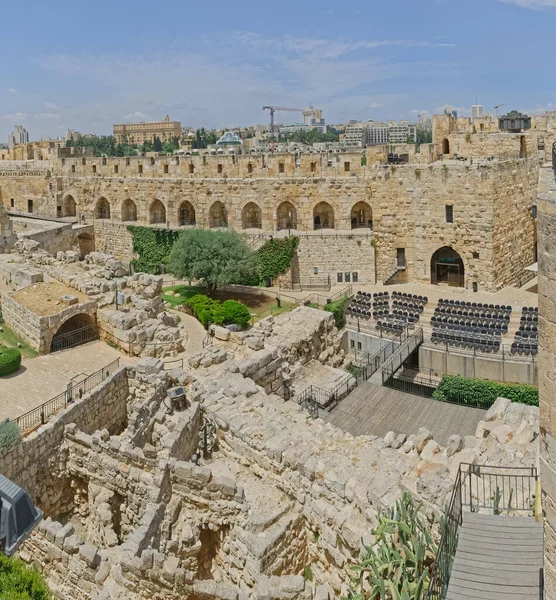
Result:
[0, 112, 28, 121]
[123, 111, 151, 121]
[7, 88, 16, 94]
[497, 0, 556, 8]
[369, 102, 385, 109]
[35, 112, 61, 119]
[44, 101, 58, 109]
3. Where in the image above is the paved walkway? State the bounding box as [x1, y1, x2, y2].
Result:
[172, 309, 206, 357]
[447, 512, 543, 600]
[0, 342, 137, 421]
[323, 381, 486, 445]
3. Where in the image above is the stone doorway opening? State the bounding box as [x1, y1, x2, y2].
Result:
[50, 313, 98, 353]
[431, 246, 464, 287]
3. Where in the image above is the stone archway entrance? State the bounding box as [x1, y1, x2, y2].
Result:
[442, 138, 450, 155]
[50, 314, 98, 353]
[431, 246, 464, 287]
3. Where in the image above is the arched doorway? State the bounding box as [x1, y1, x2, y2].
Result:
[313, 202, 334, 230]
[62, 195, 77, 217]
[209, 201, 227, 228]
[276, 202, 297, 231]
[179, 201, 196, 226]
[241, 202, 261, 229]
[77, 233, 94, 259]
[50, 313, 98, 353]
[121, 199, 137, 222]
[431, 246, 464, 287]
[96, 197, 110, 219]
[149, 199, 166, 224]
[442, 138, 450, 155]
[351, 201, 373, 229]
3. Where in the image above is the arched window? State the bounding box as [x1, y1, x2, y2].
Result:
[241, 202, 262, 229]
[442, 138, 450, 155]
[179, 201, 196, 226]
[62, 195, 76, 217]
[96, 197, 110, 219]
[313, 202, 334, 230]
[149, 199, 166, 224]
[276, 202, 297, 231]
[121, 199, 137, 222]
[350, 201, 372, 229]
[209, 201, 227, 228]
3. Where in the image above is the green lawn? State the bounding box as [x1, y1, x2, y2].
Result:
[161, 285, 206, 308]
[0, 323, 38, 358]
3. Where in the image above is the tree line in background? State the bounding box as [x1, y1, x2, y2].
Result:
[66, 134, 181, 157]
[278, 127, 341, 144]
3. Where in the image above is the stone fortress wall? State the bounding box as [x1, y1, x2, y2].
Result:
[0, 120, 545, 291]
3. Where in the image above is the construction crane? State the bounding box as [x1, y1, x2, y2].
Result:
[262, 106, 305, 151]
[494, 104, 505, 116]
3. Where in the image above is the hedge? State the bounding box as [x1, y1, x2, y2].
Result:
[0, 347, 22, 377]
[186, 295, 251, 329]
[324, 296, 350, 329]
[0, 552, 52, 599]
[0, 419, 21, 452]
[432, 374, 538, 409]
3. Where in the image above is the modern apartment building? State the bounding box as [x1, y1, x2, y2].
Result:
[388, 120, 416, 144]
[367, 121, 389, 146]
[344, 121, 367, 148]
[472, 105, 484, 121]
[7, 125, 29, 150]
[113, 115, 182, 144]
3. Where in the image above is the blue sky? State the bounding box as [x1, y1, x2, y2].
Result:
[1, 0, 556, 140]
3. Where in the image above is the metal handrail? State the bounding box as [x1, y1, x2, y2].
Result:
[426, 463, 539, 599]
[14, 358, 121, 434]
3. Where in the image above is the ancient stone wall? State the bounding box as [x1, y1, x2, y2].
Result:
[0, 368, 129, 513]
[11, 217, 78, 255]
[537, 162, 556, 598]
[0, 153, 540, 291]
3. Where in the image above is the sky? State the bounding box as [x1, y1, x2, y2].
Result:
[1, 0, 556, 140]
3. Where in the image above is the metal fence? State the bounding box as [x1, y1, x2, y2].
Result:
[297, 371, 362, 416]
[427, 463, 539, 599]
[163, 358, 184, 370]
[15, 358, 121, 434]
[50, 325, 99, 353]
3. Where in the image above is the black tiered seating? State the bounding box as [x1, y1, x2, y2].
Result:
[511, 307, 538, 356]
[430, 298, 512, 353]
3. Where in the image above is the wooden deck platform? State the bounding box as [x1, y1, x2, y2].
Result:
[322, 381, 486, 445]
[447, 512, 543, 600]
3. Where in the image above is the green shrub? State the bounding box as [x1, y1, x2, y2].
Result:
[186, 294, 219, 329]
[432, 374, 538, 409]
[0, 347, 22, 377]
[324, 296, 350, 329]
[0, 553, 52, 599]
[0, 420, 21, 452]
[213, 300, 252, 328]
[344, 492, 436, 599]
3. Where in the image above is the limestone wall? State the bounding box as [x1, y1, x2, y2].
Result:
[11, 217, 78, 255]
[0, 368, 129, 513]
[537, 162, 556, 597]
[295, 233, 375, 285]
[94, 219, 134, 257]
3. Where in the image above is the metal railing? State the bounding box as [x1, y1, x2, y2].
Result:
[163, 358, 184, 370]
[50, 325, 99, 353]
[427, 463, 539, 599]
[380, 327, 424, 377]
[296, 371, 360, 416]
[202, 331, 213, 348]
[15, 358, 121, 434]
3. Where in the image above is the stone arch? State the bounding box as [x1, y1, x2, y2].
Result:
[62, 194, 77, 217]
[178, 201, 196, 226]
[209, 201, 227, 228]
[149, 199, 166, 224]
[121, 199, 137, 222]
[351, 201, 373, 229]
[313, 201, 334, 230]
[430, 246, 465, 287]
[241, 202, 262, 229]
[276, 201, 298, 231]
[49, 313, 98, 353]
[442, 138, 450, 155]
[96, 197, 110, 219]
